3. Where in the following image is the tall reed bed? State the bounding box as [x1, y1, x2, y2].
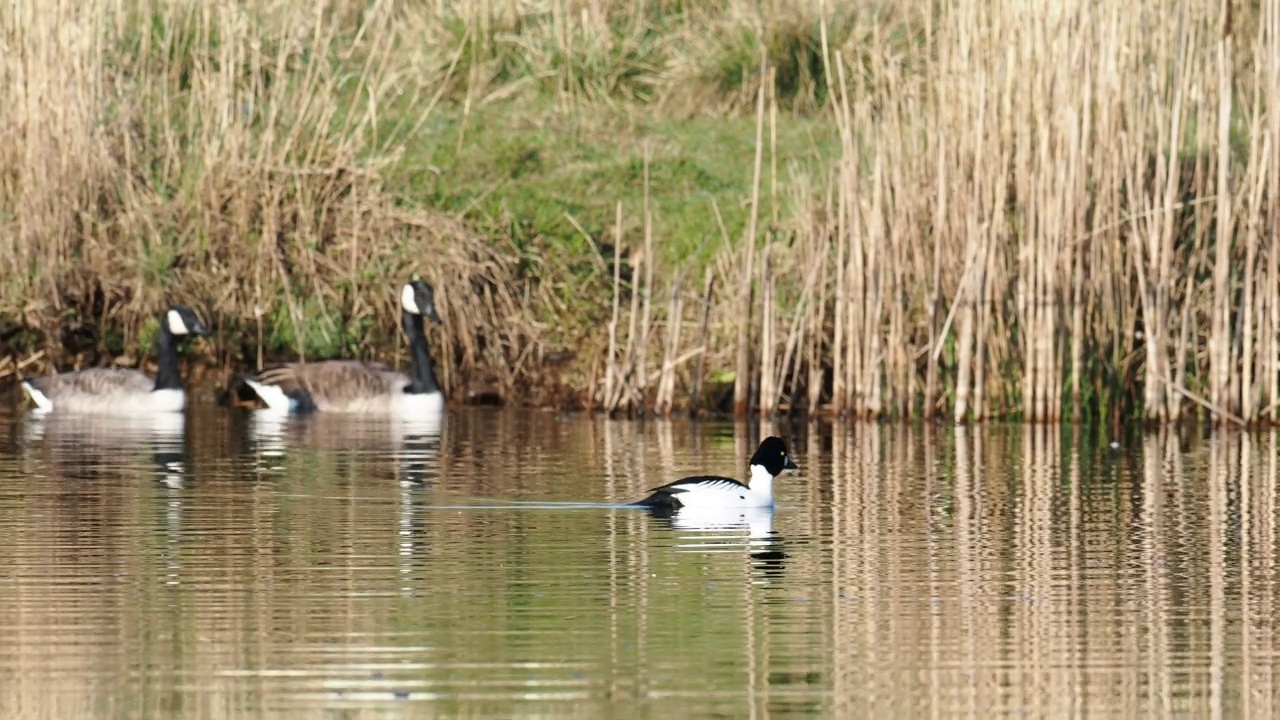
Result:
[600, 0, 1280, 425]
[7, 0, 1280, 426]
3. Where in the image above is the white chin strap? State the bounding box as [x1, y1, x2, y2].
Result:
[166, 309, 189, 335]
[400, 284, 419, 314]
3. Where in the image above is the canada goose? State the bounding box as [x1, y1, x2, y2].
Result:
[242, 280, 445, 416]
[20, 305, 209, 414]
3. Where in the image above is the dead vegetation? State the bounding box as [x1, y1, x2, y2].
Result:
[4, 0, 1280, 425]
[594, 0, 1280, 426]
[0, 0, 600, 402]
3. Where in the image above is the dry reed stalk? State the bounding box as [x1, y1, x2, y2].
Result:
[604, 202, 624, 413]
[638, 150, 655, 414]
[769, 65, 779, 227]
[863, 154, 886, 419]
[777, 244, 823, 416]
[1241, 108, 1269, 424]
[1068, 218, 1084, 424]
[973, 221, 997, 422]
[655, 274, 684, 417]
[620, 240, 643, 415]
[925, 134, 944, 421]
[817, 16, 845, 418]
[688, 268, 714, 417]
[807, 224, 829, 415]
[758, 243, 776, 418]
[1123, 3, 1180, 423]
[835, 53, 863, 418]
[1069, 52, 1095, 425]
[831, 170, 848, 417]
[733, 50, 768, 419]
[1269, 0, 1280, 424]
[953, 217, 980, 424]
[1210, 0, 1236, 421]
[947, 8, 988, 424]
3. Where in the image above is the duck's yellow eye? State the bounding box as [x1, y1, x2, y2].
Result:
[780, 451, 785, 457]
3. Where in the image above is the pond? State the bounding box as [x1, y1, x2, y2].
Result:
[0, 405, 1276, 718]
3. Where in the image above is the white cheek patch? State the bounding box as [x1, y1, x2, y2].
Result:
[167, 309, 189, 335]
[401, 284, 419, 314]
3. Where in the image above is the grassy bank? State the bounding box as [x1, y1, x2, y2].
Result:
[0, 0, 843, 408]
[3, 0, 1280, 426]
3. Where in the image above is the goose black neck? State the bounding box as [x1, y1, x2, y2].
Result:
[152, 321, 183, 391]
[403, 311, 439, 395]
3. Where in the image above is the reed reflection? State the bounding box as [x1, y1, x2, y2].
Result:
[825, 425, 1280, 718]
[2, 408, 1280, 718]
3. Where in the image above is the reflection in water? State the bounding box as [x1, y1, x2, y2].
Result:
[246, 409, 444, 487]
[662, 505, 788, 589]
[19, 410, 194, 592]
[20, 410, 188, 486]
[245, 410, 446, 600]
[2, 410, 1280, 717]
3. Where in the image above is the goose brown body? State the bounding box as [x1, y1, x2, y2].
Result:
[24, 369, 173, 414]
[252, 361, 435, 414]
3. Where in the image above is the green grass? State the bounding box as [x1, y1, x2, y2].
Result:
[393, 99, 838, 268]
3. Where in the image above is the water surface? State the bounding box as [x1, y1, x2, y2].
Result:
[1, 405, 1278, 718]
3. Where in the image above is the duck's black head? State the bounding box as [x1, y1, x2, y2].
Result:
[749, 436, 798, 477]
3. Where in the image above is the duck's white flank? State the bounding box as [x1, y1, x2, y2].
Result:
[669, 464, 776, 509]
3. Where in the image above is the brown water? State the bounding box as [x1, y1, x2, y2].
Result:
[1, 405, 1278, 719]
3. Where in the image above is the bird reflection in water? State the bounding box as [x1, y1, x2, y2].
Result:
[649, 504, 788, 583]
[21, 410, 189, 486]
[243, 410, 445, 597]
[245, 410, 443, 487]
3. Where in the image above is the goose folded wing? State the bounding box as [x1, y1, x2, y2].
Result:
[257, 360, 409, 411]
[32, 368, 155, 398]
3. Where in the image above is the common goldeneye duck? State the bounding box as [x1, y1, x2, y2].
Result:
[631, 436, 798, 514]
